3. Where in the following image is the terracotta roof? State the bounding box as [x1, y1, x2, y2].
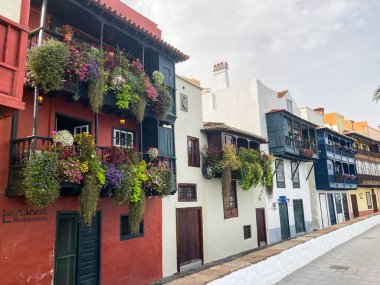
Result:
[89, 0, 189, 62]
[266, 108, 285, 114]
[176, 74, 203, 89]
[277, 90, 288, 98]
[202, 122, 267, 143]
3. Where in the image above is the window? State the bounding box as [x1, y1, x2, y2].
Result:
[243, 225, 252, 239]
[335, 194, 343, 214]
[113, 128, 134, 148]
[286, 99, 293, 113]
[120, 215, 144, 240]
[178, 184, 197, 202]
[74, 124, 89, 135]
[187, 136, 200, 167]
[291, 161, 300, 188]
[366, 192, 372, 209]
[224, 180, 238, 218]
[276, 159, 285, 188]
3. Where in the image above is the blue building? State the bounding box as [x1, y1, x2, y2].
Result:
[313, 128, 357, 228]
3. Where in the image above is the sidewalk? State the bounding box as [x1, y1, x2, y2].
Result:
[277, 223, 380, 285]
[156, 214, 380, 285]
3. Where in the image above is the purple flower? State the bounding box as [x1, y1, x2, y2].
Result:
[104, 165, 124, 188]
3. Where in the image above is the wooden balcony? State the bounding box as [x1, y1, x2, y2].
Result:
[7, 136, 176, 197]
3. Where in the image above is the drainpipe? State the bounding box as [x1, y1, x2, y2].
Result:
[32, 0, 48, 149]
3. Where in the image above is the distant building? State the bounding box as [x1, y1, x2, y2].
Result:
[324, 112, 380, 218]
[203, 62, 317, 244]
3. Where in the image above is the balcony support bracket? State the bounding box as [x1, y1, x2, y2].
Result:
[306, 162, 315, 181]
[291, 160, 301, 180]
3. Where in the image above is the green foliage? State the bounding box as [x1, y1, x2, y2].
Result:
[24, 152, 60, 208]
[131, 97, 147, 123]
[237, 148, 263, 190]
[27, 39, 69, 92]
[152, 71, 164, 85]
[129, 191, 145, 235]
[79, 169, 100, 226]
[152, 84, 173, 120]
[130, 161, 148, 203]
[115, 83, 139, 110]
[258, 152, 274, 196]
[223, 144, 242, 170]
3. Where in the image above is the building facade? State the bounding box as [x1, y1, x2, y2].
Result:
[0, 1, 187, 284]
[163, 75, 268, 276]
[203, 62, 316, 245]
[324, 112, 380, 218]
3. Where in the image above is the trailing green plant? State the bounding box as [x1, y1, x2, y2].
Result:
[201, 145, 224, 178]
[128, 191, 145, 234]
[130, 160, 148, 203]
[152, 86, 173, 120]
[79, 169, 100, 225]
[27, 39, 69, 92]
[258, 152, 274, 196]
[237, 148, 263, 190]
[88, 69, 108, 113]
[24, 152, 60, 208]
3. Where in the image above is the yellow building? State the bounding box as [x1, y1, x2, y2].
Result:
[323, 111, 380, 218]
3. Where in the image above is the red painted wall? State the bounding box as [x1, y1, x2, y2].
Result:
[0, 90, 163, 285]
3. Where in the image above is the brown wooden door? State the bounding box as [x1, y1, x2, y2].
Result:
[176, 207, 203, 269]
[372, 194, 378, 213]
[256, 208, 267, 246]
[351, 194, 359, 218]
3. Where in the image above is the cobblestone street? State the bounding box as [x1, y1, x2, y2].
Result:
[277, 224, 380, 285]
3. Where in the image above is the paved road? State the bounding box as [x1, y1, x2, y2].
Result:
[277, 224, 380, 285]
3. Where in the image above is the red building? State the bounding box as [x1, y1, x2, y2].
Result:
[0, 0, 188, 284]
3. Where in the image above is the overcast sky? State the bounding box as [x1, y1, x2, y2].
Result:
[123, 0, 380, 127]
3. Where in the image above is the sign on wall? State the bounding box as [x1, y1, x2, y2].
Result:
[2, 208, 48, 223]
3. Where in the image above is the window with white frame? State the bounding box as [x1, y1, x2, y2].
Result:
[113, 129, 134, 148]
[74, 125, 89, 135]
[291, 161, 300, 188]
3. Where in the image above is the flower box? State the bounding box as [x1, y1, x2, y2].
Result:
[60, 182, 81, 196]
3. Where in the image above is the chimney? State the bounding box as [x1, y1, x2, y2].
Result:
[213, 61, 230, 90]
[314, 107, 325, 116]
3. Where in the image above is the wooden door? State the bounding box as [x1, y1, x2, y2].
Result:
[327, 193, 337, 225]
[176, 208, 203, 269]
[351, 194, 359, 218]
[293, 199, 306, 233]
[55, 213, 101, 285]
[256, 208, 267, 246]
[279, 203, 290, 240]
[342, 194, 350, 221]
[77, 213, 101, 285]
[372, 193, 378, 213]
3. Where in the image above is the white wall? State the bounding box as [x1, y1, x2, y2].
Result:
[0, 0, 22, 23]
[299, 106, 324, 127]
[162, 76, 207, 276]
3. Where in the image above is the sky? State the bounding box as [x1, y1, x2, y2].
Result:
[122, 0, 380, 127]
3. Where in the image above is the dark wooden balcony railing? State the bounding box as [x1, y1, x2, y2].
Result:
[8, 136, 176, 196]
[284, 136, 318, 156]
[322, 144, 355, 159]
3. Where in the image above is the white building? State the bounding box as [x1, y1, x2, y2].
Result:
[203, 62, 317, 244]
[162, 75, 267, 276]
